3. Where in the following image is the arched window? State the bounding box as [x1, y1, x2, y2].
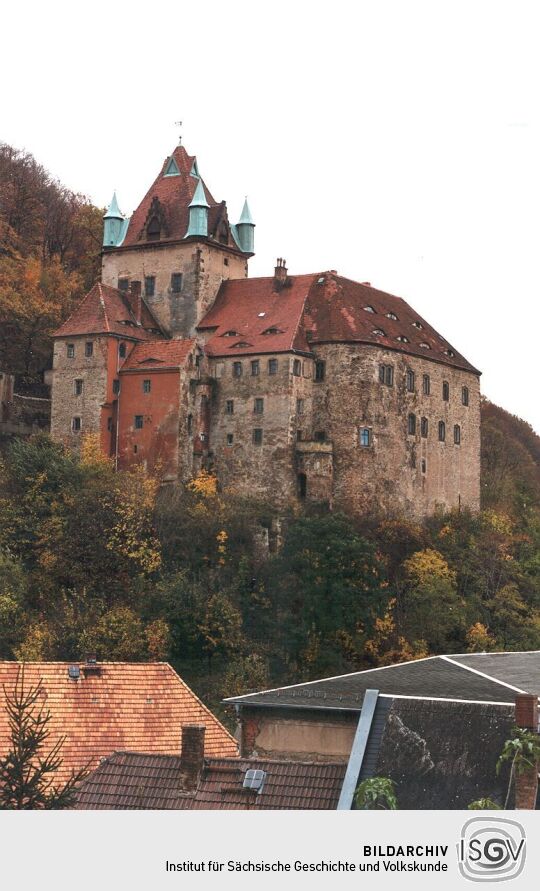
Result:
[422, 373, 430, 395]
[147, 216, 161, 241]
[462, 386, 469, 406]
[421, 417, 428, 438]
[454, 424, 461, 445]
[438, 421, 446, 442]
[408, 413, 416, 435]
[406, 369, 415, 392]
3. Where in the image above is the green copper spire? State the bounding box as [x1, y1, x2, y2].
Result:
[235, 196, 255, 253]
[186, 178, 209, 237]
[103, 192, 128, 246]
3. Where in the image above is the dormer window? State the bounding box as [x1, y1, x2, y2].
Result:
[372, 328, 386, 336]
[262, 327, 283, 335]
[147, 217, 161, 241]
[386, 312, 398, 320]
[412, 321, 423, 329]
[222, 330, 238, 337]
[396, 335, 409, 343]
[364, 305, 376, 313]
[419, 342, 431, 349]
[232, 341, 252, 348]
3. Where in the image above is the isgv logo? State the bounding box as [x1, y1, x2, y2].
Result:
[458, 817, 526, 882]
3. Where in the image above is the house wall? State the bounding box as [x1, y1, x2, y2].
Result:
[239, 707, 358, 762]
[117, 369, 181, 477]
[102, 241, 247, 338]
[50, 335, 110, 451]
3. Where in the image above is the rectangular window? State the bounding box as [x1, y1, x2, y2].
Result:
[134, 415, 143, 429]
[442, 381, 450, 401]
[107, 417, 113, 432]
[293, 358, 302, 376]
[233, 361, 243, 378]
[315, 360, 325, 382]
[226, 399, 234, 414]
[454, 424, 461, 445]
[359, 427, 371, 447]
[406, 369, 415, 392]
[144, 276, 155, 298]
[252, 428, 263, 445]
[119, 342, 126, 358]
[118, 278, 129, 292]
[422, 374, 431, 395]
[143, 379, 151, 393]
[462, 386, 469, 406]
[85, 341, 93, 357]
[254, 398, 264, 414]
[251, 359, 260, 376]
[67, 343, 75, 358]
[71, 417, 81, 432]
[379, 364, 393, 386]
[268, 358, 278, 375]
[112, 379, 120, 395]
[315, 431, 326, 443]
[171, 273, 183, 293]
[226, 433, 234, 445]
[74, 379, 83, 396]
[408, 413, 416, 435]
[421, 417, 428, 438]
[296, 398, 304, 415]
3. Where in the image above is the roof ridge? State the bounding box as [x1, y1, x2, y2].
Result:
[440, 654, 528, 694]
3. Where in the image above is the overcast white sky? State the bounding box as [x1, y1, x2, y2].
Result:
[2, 0, 539, 432]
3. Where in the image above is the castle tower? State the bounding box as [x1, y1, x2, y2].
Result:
[101, 145, 254, 338]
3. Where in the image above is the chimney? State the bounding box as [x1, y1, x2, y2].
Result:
[179, 724, 205, 791]
[514, 695, 539, 810]
[274, 257, 288, 288]
[127, 280, 142, 324]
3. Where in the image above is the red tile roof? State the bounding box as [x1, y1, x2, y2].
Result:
[199, 271, 480, 373]
[119, 145, 238, 249]
[121, 339, 196, 372]
[53, 283, 164, 340]
[75, 752, 346, 810]
[0, 662, 238, 784]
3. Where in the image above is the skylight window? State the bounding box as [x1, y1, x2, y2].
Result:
[262, 327, 283, 335]
[363, 305, 376, 313]
[258, 312, 266, 317]
[386, 312, 398, 320]
[372, 328, 386, 336]
[419, 342, 431, 349]
[317, 276, 325, 284]
[243, 769, 266, 794]
[232, 341, 252, 348]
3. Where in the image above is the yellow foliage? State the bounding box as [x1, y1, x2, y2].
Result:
[15, 623, 56, 661]
[466, 622, 497, 653]
[107, 466, 161, 574]
[481, 510, 514, 536]
[188, 470, 218, 498]
[403, 548, 456, 587]
[80, 433, 111, 469]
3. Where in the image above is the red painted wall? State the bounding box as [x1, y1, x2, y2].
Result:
[117, 368, 181, 476]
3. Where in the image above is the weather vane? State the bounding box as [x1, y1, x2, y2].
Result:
[175, 121, 183, 145]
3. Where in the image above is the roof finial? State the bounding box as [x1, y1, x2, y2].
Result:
[174, 120, 183, 145]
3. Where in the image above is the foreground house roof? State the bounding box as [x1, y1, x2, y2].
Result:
[0, 662, 237, 783]
[199, 271, 480, 372]
[52, 283, 164, 340]
[75, 752, 346, 810]
[225, 652, 540, 711]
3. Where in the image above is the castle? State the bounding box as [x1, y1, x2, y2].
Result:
[50, 144, 481, 517]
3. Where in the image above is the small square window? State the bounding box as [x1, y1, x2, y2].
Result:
[85, 341, 93, 357]
[67, 343, 75, 358]
[144, 276, 155, 298]
[251, 359, 260, 376]
[268, 358, 278, 375]
[254, 398, 264, 414]
[293, 359, 301, 376]
[71, 416, 81, 432]
[112, 379, 120, 395]
[233, 361, 243, 378]
[253, 428, 263, 445]
[359, 427, 371, 447]
[226, 399, 234, 415]
[74, 379, 83, 396]
[143, 379, 151, 393]
[118, 278, 129, 292]
[296, 398, 304, 415]
[134, 415, 143, 429]
[171, 273, 183, 293]
[119, 343, 127, 358]
[226, 433, 234, 445]
[133, 444, 138, 454]
[315, 431, 326, 443]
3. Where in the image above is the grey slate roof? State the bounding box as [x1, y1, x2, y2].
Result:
[225, 652, 540, 711]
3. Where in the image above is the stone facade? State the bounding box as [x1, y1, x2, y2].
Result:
[50, 335, 110, 451]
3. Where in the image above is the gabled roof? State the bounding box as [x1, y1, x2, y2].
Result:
[52, 283, 164, 340]
[118, 145, 238, 249]
[0, 662, 237, 783]
[75, 752, 346, 810]
[120, 339, 196, 372]
[199, 271, 480, 372]
[225, 652, 540, 710]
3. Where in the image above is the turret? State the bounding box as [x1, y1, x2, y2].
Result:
[103, 193, 128, 247]
[235, 197, 255, 254]
[186, 178, 209, 238]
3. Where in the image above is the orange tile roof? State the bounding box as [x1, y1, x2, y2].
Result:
[0, 662, 237, 784]
[53, 283, 164, 340]
[120, 339, 196, 372]
[199, 271, 480, 373]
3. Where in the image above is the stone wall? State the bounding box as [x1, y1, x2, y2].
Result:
[102, 240, 247, 337]
[0, 372, 51, 436]
[239, 706, 358, 762]
[50, 335, 109, 452]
